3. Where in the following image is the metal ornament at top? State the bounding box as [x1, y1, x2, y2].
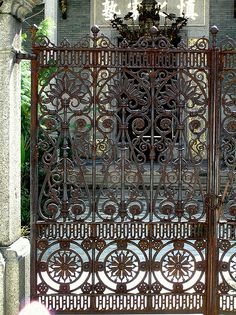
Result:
[58, 0, 67, 19]
[138, 0, 161, 33]
[110, 0, 188, 46]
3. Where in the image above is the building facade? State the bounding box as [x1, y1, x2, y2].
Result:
[23, 0, 236, 49]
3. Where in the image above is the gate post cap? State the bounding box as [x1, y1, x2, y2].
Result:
[1, 0, 42, 21]
[91, 25, 100, 35]
[150, 26, 158, 36]
[210, 25, 219, 35]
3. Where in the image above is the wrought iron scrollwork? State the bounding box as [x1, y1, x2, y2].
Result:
[30, 25, 236, 314]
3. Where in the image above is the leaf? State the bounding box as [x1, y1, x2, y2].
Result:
[21, 134, 26, 167]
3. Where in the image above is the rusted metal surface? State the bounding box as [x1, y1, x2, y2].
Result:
[218, 35, 236, 314]
[30, 26, 236, 314]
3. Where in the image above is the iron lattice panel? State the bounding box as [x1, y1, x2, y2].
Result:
[36, 64, 208, 224]
[35, 222, 206, 313]
[218, 223, 236, 313]
[30, 28, 236, 314]
[218, 41, 236, 313]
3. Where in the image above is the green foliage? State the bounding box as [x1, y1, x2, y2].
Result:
[21, 60, 31, 226]
[21, 32, 28, 43]
[21, 224, 30, 238]
[36, 17, 55, 38]
[21, 61, 31, 166]
[21, 18, 54, 227]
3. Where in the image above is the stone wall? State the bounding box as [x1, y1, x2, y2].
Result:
[57, 0, 91, 44]
[0, 1, 41, 314]
[89, 0, 210, 45]
[210, 0, 236, 42]
[21, 1, 236, 49]
[22, 0, 91, 47]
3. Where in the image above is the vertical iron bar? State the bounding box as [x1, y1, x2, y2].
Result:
[149, 70, 155, 221]
[120, 103, 126, 219]
[62, 102, 69, 220]
[206, 25, 220, 315]
[176, 96, 184, 220]
[91, 51, 98, 311]
[30, 44, 39, 300]
[92, 67, 97, 223]
[118, 67, 128, 221]
[148, 69, 155, 310]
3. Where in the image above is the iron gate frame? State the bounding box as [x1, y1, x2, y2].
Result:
[29, 25, 236, 314]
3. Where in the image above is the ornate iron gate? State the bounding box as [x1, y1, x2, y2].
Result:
[30, 25, 236, 314]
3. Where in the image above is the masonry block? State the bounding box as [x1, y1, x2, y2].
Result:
[0, 237, 30, 315]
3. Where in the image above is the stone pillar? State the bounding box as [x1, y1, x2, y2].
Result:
[0, 254, 5, 315]
[44, 0, 58, 44]
[0, 1, 40, 314]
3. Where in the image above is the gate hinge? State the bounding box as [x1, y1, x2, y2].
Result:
[15, 51, 37, 62]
